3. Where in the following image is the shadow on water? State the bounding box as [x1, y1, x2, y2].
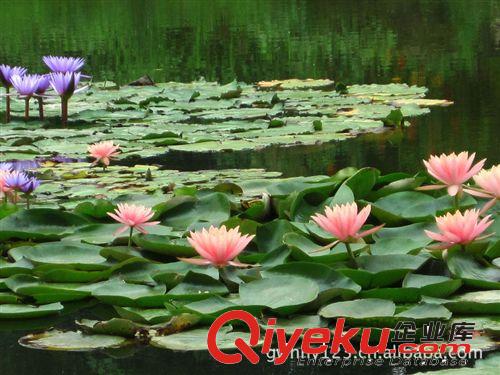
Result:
[0, 0, 499, 372]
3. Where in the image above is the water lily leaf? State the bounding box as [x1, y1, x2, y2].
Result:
[92, 280, 167, 307]
[0, 209, 89, 241]
[63, 224, 127, 245]
[76, 318, 145, 338]
[371, 223, 433, 255]
[19, 330, 130, 351]
[319, 298, 396, 326]
[0, 302, 63, 319]
[150, 325, 261, 351]
[395, 303, 452, 322]
[239, 275, 319, 315]
[0, 258, 34, 277]
[9, 242, 108, 270]
[402, 273, 462, 298]
[264, 262, 361, 304]
[449, 316, 500, 336]
[284, 232, 368, 263]
[256, 219, 297, 252]
[444, 291, 500, 314]
[446, 249, 500, 289]
[4, 275, 92, 303]
[342, 167, 379, 199]
[0, 292, 22, 304]
[161, 192, 231, 230]
[259, 314, 327, 335]
[183, 295, 262, 322]
[338, 254, 429, 288]
[151, 262, 219, 287]
[370, 191, 437, 225]
[166, 271, 228, 301]
[114, 306, 173, 324]
[132, 235, 196, 257]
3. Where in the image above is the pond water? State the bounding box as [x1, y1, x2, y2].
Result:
[1, 0, 499, 176]
[0, 0, 498, 373]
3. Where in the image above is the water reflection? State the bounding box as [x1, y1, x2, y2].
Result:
[0, 0, 498, 174]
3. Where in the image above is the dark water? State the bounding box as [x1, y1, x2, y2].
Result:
[0, 0, 499, 373]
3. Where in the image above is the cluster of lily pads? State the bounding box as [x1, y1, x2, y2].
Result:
[1, 77, 452, 163]
[0, 56, 87, 126]
[0, 151, 497, 355]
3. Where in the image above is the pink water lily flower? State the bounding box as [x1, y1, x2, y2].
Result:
[311, 202, 384, 268]
[425, 209, 494, 250]
[88, 141, 120, 169]
[0, 170, 12, 197]
[464, 165, 500, 214]
[311, 202, 384, 243]
[108, 203, 160, 247]
[179, 225, 254, 268]
[419, 152, 485, 196]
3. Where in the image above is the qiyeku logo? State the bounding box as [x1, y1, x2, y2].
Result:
[207, 310, 471, 365]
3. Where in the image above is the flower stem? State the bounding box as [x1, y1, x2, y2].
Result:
[13, 191, 18, 206]
[5, 87, 10, 123]
[453, 194, 460, 212]
[24, 97, 30, 121]
[26, 195, 30, 209]
[345, 242, 358, 269]
[61, 98, 68, 127]
[128, 227, 133, 248]
[37, 97, 44, 120]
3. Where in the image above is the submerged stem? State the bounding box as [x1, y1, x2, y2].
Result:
[61, 98, 68, 127]
[37, 97, 44, 120]
[24, 97, 30, 121]
[345, 242, 358, 269]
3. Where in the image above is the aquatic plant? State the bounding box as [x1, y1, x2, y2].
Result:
[419, 152, 485, 198]
[49, 72, 82, 126]
[311, 202, 384, 267]
[0, 64, 27, 122]
[88, 141, 120, 171]
[19, 176, 40, 209]
[43, 56, 85, 73]
[108, 203, 160, 247]
[425, 209, 493, 250]
[465, 165, 500, 214]
[3, 170, 30, 204]
[11, 74, 42, 121]
[180, 225, 254, 267]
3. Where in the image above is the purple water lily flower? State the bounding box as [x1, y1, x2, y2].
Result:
[43, 56, 85, 73]
[49, 72, 82, 127]
[20, 176, 40, 194]
[11, 74, 43, 121]
[0, 162, 13, 171]
[36, 74, 51, 94]
[0, 64, 28, 123]
[3, 171, 30, 190]
[4, 171, 40, 208]
[0, 65, 27, 88]
[11, 74, 41, 96]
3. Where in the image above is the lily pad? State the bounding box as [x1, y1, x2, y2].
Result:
[19, 330, 129, 351]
